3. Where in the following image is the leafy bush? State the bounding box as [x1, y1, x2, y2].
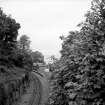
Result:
[49, 0, 105, 105]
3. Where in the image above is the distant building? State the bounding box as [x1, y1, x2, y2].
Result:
[44, 68, 49, 72]
[33, 62, 49, 72]
[33, 62, 46, 67]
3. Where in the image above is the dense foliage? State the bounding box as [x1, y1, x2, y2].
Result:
[15, 35, 33, 70]
[0, 8, 32, 105]
[0, 7, 46, 105]
[31, 51, 45, 63]
[49, 0, 105, 105]
[0, 8, 20, 67]
[0, 8, 44, 71]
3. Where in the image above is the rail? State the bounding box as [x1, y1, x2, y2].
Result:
[29, 73, 42, 105]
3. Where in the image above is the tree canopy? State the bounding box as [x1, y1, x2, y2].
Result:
[0, 9, 33, 71]
[31, 51, 45, 63]
[49, 0, 105, 105]
[0, 8, 20, 66]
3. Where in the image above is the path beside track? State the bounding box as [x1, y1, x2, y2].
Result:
[14, 71, 49, 105]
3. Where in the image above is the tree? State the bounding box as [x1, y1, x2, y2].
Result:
[31, 51, 44, 63]
[48, 55, 59, 72]
[14, 35, 33, 71]
[0, 8, 20, 66]
[49, 0, 105, 105]
[18, 35, 31, 53]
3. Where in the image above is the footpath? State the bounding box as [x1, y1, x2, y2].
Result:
[13, 72, 49, 105]
[13, 75, 36, 105]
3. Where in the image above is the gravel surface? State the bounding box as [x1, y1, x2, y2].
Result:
[32, 72, 50, 105]
[13, 72, 49, 105]
[13, 77, 35, 105]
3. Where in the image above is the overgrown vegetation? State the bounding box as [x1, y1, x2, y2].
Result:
[0, 7, 45, 105]
[0, 8, 45, 72]
[49, 0, 105, 105]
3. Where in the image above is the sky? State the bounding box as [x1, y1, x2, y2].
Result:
[0, 0, 92, 60]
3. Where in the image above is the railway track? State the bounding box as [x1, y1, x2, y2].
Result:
[29, 73, 42, 105]
[24, 71, 49, 105]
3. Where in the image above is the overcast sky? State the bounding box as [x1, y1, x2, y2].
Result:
[0, 0, 91, 59]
